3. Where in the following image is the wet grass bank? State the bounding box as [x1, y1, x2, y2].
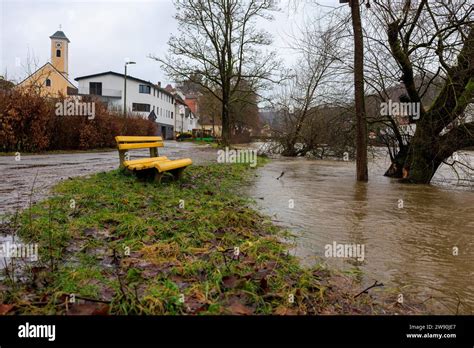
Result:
[0, 161, 418, 315]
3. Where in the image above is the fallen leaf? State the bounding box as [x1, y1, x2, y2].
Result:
[226, 301, 254, 315]
[146, 227, 155, 236]
[0, 304, 14, 315]
[67, 303, 109, 315]
[222, 275, 243, 289]
[185, 298, 208, 314]
[274, 306, 298, 315]
[252, 269, 272, 280]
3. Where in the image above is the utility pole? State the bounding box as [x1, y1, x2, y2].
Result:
[124, 61, 136, 116]
[342, 0, 368, 182]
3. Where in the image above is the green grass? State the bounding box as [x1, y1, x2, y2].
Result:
[0, 161, 411, 315]
[184, 139, 219, 148]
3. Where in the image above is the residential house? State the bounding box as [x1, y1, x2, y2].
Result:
[75, 72, 176, 139]
[164, 84, 199, 134]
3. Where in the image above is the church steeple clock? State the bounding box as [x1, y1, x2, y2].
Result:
[50, 26, 70, 78]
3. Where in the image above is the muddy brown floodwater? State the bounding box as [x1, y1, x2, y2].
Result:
[249, 148, 474, 314]
[0, 141, 216, 216]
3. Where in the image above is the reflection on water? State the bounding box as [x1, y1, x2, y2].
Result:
[249, 150, 474, 314]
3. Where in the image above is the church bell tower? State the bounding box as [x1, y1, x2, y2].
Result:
[50, 27, 70, 78]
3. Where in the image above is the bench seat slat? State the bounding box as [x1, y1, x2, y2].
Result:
[127, 160, 172, 170]
[155, 158, 192, 172]
[118, 142, 163, 150]
[123, 156, 168, 167]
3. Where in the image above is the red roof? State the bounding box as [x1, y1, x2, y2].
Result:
[185, 97, 198, 114]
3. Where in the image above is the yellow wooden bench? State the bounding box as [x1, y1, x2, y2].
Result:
[115, 136, 192, 183]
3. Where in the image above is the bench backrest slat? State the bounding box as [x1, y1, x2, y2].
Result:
[115, 136, 163, 143]
[118, 142, 163, 150]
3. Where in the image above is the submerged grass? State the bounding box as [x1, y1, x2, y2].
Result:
[0, 161, 417, 315]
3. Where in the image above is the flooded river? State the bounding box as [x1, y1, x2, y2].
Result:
[250, 149, 474, 314]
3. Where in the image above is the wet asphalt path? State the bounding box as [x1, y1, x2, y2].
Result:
[0, 141, 217, 216]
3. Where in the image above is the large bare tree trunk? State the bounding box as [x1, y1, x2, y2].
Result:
[351, 0, 368, 182]
[221, 97, 230, 146]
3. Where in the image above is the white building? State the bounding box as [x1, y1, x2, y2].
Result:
[75, 71, 176, 139]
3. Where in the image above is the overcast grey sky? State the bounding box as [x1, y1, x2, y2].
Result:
[0, 0, 338, 86]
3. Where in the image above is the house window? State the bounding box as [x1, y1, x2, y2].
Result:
[89, 82, 102, 96]
[171, 112, 173, 119]
[132, 103, 150, 112]
[45, 79, 51, 87]
[139, 84, 151, 94]
[56, 50, 61, 57]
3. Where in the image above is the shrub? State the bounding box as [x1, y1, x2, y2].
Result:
[0, 89, 158, 152]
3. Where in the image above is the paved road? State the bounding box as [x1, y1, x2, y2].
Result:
[0, 141, 217, 216]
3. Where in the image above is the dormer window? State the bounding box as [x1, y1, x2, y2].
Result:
[45, 79, 51, 87]
[56, 50, 61, 57]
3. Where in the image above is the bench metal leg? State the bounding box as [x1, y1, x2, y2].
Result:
[171, 168, 185, 181]
[154, 170, 163, 184]
[150, 147, 158, 158]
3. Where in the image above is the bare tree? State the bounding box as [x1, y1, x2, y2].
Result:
[152, 0, 282, 145]
[16, 49, 55, 97]
[272, 20, 342, 156]
[369, 0, 474, 183]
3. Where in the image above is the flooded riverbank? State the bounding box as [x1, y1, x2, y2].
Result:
[249, 149, 474, 314]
